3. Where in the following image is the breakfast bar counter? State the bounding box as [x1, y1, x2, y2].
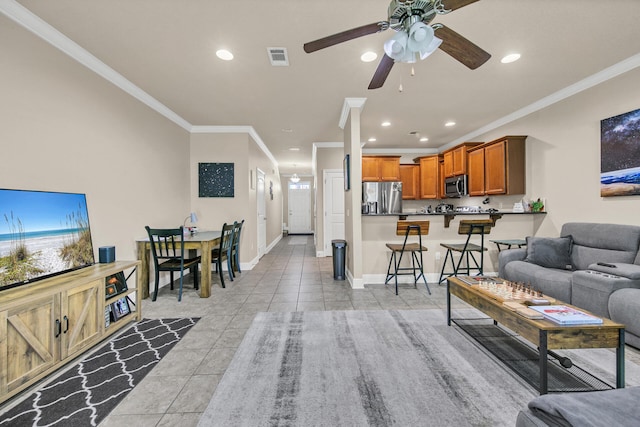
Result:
[360, 211, 546, 284]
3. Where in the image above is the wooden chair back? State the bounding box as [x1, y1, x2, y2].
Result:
[396, 220, 430, 236]
[458, 219, 493, 236]
[218, 222, 235, 257]
[145, 226, 185, 266]
[232, 219, 244, 251]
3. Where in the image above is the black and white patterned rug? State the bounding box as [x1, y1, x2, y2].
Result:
[0, 317, 199, 427]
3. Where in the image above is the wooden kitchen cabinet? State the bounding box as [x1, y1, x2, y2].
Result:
[443, 143, 482, 178]
[467, 135, 526, 195]
[467, 148, 485, 196]
[362, 156, 400, 181]
[0, 261, 140, 404]
[415, 155, 441, 199]
[399, 164, 420, 199]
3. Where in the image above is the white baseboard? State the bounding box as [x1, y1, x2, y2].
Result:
[346, 268, 365, 289]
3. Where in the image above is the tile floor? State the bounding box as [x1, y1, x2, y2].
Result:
[100, 235, 446, 426]
[2, 235, 637, 426]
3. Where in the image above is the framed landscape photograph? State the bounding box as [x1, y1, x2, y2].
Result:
[600, 108, 640, 197]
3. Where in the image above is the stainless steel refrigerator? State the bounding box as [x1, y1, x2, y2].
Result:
[362, 182, 402, 214]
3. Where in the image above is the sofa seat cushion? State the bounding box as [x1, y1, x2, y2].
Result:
[609, 288, 640, 339]
[503, 261, 573, 302]
[525, 386, 640, 427]
[571, 271, 640, 318]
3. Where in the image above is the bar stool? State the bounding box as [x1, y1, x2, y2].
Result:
[385, 220, 431, 296]
[438, 219, 494, 284]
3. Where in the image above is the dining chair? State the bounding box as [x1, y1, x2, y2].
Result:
[212, 223, 235, 288]
[230, 219, 244, 276]
[145, 226, 201, 302]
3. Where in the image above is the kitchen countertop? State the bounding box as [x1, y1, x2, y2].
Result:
[362, 210, 546, 227]
[362, 211, 546, 216]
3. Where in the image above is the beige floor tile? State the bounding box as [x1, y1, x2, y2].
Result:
[167, 374, 221, 413]
[110, 375, 190, 415]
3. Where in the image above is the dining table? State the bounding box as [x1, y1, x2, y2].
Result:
[136, 230, 221, 299]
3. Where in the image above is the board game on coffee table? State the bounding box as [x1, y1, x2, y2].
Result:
[456, 276, 555, 303]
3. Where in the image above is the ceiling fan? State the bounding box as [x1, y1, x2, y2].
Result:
[303, 0, 491, 89]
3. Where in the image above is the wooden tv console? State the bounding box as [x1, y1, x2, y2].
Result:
[0, 261, 141, 405]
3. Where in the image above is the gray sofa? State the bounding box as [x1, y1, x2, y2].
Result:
[516, 386, 640, 427]
[498, 222, 640, 347]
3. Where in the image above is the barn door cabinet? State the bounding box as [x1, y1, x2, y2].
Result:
[0, 260, 140, 404]
[362, 156, 401, 182]
[467, 135, 526, 195]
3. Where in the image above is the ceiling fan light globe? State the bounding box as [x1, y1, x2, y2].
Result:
[384, 31, 409, 61]
[418, 36, 443, 60]
[408, 22, 435, 55]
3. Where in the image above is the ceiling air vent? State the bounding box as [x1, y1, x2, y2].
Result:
[268, 47, 289, 66]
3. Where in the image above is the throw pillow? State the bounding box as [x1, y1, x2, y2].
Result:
[524, 236, 573, 270]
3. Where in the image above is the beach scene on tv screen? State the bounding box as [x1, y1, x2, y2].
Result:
[0, 190, 94, 288]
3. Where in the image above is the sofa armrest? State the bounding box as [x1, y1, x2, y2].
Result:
[588, 262, 640, 280]
[498, 248, 527, 278]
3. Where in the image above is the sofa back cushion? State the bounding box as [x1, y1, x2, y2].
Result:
[561, 223, 640, 270]
[524, 236, 573, 270]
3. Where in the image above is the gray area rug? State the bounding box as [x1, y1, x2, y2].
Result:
[0, 317, 199, 427]
[199, 310, 536, 426]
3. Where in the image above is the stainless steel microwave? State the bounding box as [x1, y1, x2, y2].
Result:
[444, 175, 468, 198]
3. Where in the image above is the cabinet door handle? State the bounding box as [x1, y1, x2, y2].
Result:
[55, 319, 61, 338]
[63, 315, 69, 334]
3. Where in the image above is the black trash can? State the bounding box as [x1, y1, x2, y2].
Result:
[331, 239, 347, 280]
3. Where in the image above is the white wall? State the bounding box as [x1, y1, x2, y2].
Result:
[0, 15, 190, 263]
[1, 15, 283, 278]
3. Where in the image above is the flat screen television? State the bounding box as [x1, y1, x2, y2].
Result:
[0, 189, 95, 291]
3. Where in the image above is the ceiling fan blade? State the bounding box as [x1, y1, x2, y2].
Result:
[434, 24, 491, 69]
[440, 0, 480, 12]
[304, 22, 388, 53]
[368, 54, 395, 90]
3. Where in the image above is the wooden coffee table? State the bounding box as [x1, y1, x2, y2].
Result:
[446, 276, 626, 394]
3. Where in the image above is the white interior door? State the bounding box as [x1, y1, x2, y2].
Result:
[257, 169, 266, 258]
[288, 181, 311, 234]
[323, 170, 345, 256]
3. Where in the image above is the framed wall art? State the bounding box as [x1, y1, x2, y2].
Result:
[199, 162, 234, 197]
[600, 108, 640, 197]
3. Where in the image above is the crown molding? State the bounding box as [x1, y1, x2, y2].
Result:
[0, 0, 192, 131]
[363, 148, 438, 155]
[313, 142, 343, 149]
[339, 98, 367, 129]
[442, 52, 640, 151]
[191, 125, 279, 173]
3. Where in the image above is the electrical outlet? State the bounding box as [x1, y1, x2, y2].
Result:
[435, 252, 441, 260]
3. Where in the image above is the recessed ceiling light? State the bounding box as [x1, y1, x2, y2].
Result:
[216, 49, 234, 61]
[445, 121, 456, 127]
[501, 53, 521, 64]
[381, 121, 391, 127]
[368, 137, 377, 142]
[289, 147, 300, 151]
[361, 51, 378, 62]
[420, 137, 429, 142]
